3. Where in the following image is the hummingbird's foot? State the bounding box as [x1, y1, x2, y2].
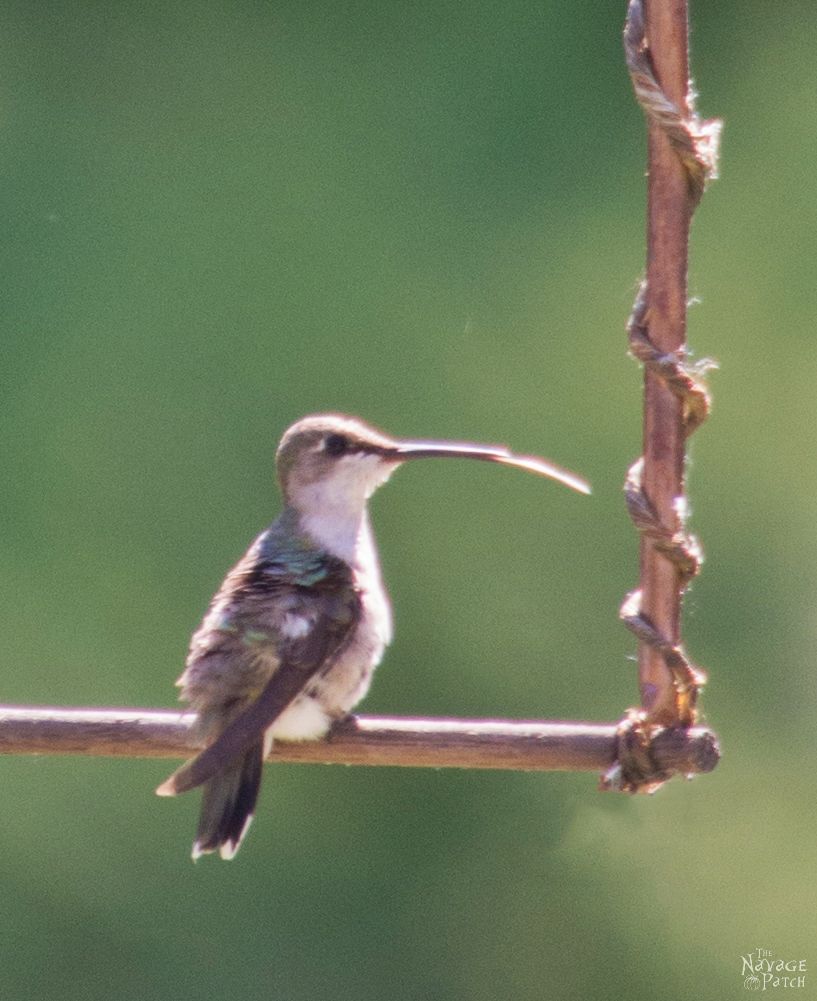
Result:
[328, 713, 361, 737]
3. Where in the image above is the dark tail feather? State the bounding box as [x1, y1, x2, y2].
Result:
[192, 742, 264, 860]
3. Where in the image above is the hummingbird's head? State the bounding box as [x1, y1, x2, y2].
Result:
[276, 414, 403, 516]
[276, 413, 589, 558]
[277, 412, 589, 512]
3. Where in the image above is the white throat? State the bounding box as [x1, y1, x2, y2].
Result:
[300, 504, 369, 564]
[293, 454, 397, 563]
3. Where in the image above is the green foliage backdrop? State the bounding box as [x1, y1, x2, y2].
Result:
[1, 2, 815, 999]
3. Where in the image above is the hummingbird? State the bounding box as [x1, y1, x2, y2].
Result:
[156, 414, 589, 859]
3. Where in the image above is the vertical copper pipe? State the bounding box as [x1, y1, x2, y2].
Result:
[639, 0, 692, 720]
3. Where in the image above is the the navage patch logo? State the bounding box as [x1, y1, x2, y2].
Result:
[742, 948, 807, 991]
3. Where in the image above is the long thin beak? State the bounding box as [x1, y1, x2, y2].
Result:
[392, 440, 591, 495]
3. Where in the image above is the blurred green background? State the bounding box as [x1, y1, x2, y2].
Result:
[1, 1, 815, 999]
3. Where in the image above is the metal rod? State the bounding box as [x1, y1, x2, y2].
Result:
[0, 705, 719, 776]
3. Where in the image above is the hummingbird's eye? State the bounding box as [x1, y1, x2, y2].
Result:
[324, 433, 349, 457]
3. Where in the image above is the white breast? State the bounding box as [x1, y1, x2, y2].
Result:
[269, 515, 393, 742]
